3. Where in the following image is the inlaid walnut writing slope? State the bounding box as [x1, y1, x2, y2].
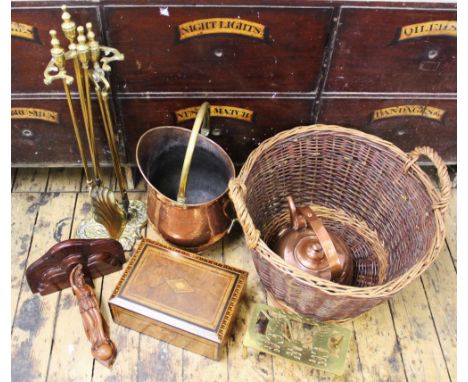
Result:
[109, 239, 248, 360]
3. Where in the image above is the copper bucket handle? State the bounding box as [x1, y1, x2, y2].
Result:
[177, 102, 211, 204]
[287, 197, 343, 279]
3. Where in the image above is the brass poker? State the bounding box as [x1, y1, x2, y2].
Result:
[61, 5, 101, 186]
[43, 30, 92, 184]
[87, 22, 129, 213]
[76, 25, 102, 185]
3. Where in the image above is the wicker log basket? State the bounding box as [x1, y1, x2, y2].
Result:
[229, 125, 451, 321]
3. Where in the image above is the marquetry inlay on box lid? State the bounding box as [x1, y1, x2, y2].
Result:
[109, 239, 248, 343]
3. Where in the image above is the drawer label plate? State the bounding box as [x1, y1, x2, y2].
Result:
[175, 105, 255, 123]
[397, 20, 457, 42]
[177, 18, 267, 41]
[11, 21, 39, 42]
[371, 105, 446, 123]
[11, 108, 60, 124]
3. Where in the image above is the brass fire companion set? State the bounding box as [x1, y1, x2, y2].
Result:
[24, 4, 450, 376]
[43, 5, 146, 251]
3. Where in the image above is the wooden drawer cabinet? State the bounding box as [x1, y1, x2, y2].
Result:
[104, 5, 333, 93]
[120, 98, 313, 165]
[317, 98, 456, 162]
[12, 98, 111, 165]
[10, 1, 456, 167]
[326, 8, 456, 93]
[12, 6, 101, 94]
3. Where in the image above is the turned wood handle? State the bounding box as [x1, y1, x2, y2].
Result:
[69, 264, 117, 368]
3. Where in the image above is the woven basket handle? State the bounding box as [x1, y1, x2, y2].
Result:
[404, 146, 451, 214]
[228, 178, 261, 249]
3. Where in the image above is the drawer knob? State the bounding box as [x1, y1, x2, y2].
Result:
[22, 129, 34, 138]
[214, 48, 224, 58]
[211, 127, 222, 136]
[427, 49, 439, 60]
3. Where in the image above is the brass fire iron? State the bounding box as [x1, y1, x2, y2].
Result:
[43, 5, 146, 250]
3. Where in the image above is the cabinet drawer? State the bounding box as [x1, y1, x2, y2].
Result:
[326, 8, 456, 93]
[121, 98, 314, 165]
[12, 98, 112, 166]
[317, 98, 456, 163]
[105, 6, 333, 93]
[12, 6, 100, 94]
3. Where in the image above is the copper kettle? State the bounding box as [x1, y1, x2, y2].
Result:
[272, 197, 354, 285]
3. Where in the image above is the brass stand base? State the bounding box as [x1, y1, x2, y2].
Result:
[77, 200, 147, 251]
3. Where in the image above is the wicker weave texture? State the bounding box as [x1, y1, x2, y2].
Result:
[229, 125, 450, 321]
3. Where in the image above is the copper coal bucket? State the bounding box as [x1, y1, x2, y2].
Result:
[136, 103, 235, 252]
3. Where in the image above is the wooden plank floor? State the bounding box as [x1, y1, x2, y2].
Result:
[11, 168, 457, 382]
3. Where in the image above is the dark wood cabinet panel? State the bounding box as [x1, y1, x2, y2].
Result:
[12, 6, 101, 94]
[120, 98, 314, 165]
[325, 8, 456, 93]
[12, 98, 112, 165]
[10, 2, 457, 167]
[104, 6, 333, 93]
[317, 98, 456, 162]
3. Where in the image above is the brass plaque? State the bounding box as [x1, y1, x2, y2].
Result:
[177, 18, 267, 41]
[244, 304, 352, 376]
[11, 108, 59, 124]
[371, 105, 446, 123]
[175, 105, 255, 123]
[11, 21, 38, 41]
[397, 20, 456, 42]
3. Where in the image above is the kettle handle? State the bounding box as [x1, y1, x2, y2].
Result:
[177, 102, 210, 204]
[296, 206, 343, 280]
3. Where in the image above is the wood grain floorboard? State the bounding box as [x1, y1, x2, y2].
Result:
[13, 168, 49, 192]
[389, 279, 451, 382]
[11, 193, 42, 325]
[47, 168, 83, 192]
[11, 168, 18, 190]
[445, 189, 457, 268]
[12, 192, 76, 382]
[10, 169, 457, 382]
[420, 243, 457, 381]
[351, 302, 406, 382]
